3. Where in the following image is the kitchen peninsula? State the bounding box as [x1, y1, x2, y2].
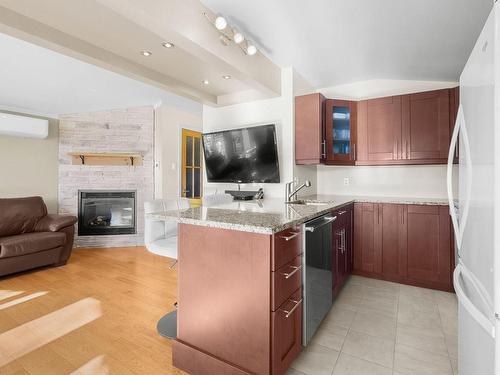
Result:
[148, 195, 451, 375]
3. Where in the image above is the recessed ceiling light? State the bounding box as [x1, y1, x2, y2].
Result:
[202, 80, 210, 85]
[140, 50, 152, 57]
[162, 42, 174, 48]
[222, 75, 231, 80]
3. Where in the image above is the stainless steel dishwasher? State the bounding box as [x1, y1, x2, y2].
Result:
[302, 213, 337, 345]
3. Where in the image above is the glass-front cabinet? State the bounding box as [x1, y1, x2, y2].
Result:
[325, 99, 357, 165]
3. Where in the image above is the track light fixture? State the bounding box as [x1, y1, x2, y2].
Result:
[203, 12, 258, 56]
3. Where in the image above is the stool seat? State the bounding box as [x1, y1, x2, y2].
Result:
[147, 237, 178, 258]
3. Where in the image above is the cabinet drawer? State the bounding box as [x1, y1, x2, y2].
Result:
[272, 255, 303, 311]
[271, 288, 303, 375]
[272, 226, 303, 271]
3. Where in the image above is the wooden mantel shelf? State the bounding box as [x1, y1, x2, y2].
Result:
[68, 152, 143, 166]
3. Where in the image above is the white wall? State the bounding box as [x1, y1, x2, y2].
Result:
[154, 103, 203, 200]
[202, 68, 295, 199]
[0, 111, 59, 212]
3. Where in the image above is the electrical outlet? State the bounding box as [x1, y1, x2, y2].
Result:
[343, 177, 350, 186]
[293, 177, 299, 186]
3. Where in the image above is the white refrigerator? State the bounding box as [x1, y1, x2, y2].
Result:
[447, 1, 499, 374]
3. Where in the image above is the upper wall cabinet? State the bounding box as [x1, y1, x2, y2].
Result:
[325, 100, 357, 165]
[357, 96, 402, 163]
[294, 87, 459, 166]
[295, 93, 326, 165]
[402, 89, 450, 161]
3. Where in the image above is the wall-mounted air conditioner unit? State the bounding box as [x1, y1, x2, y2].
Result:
[0, 112, 49, 139]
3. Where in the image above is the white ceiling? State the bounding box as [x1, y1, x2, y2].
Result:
[201, 0, 493, 88]
[0, 0, 282, 106]
[0, 32, 202, 117]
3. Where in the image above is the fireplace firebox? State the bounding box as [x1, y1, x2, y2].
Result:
[78, 190, 136, 236]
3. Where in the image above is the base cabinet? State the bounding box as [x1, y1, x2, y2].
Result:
[353, 202, 453, 291]
[271, 288, 303, 375]
[332, 204, 354, 296]
[174, 224, 303, 375]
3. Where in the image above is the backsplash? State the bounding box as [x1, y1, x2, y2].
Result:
[317, 164, 458, 198]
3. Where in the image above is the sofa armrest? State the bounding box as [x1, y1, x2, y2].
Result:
[35, 214, 77, 232]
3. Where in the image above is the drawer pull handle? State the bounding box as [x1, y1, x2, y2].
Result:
[338, 210, 347, 216]
[281, 265, 302, 279]
[280, 231, 300, 241]
[282, 299, 303, 318]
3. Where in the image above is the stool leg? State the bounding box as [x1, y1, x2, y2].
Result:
[156, 309, 177, 339]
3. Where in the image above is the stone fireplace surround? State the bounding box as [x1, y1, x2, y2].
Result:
[58, 106, 154, 248]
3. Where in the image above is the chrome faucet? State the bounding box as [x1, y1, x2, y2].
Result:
[285, 180, 311, 203]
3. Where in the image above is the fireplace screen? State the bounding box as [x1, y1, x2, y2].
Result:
[78, 190, 136, 236]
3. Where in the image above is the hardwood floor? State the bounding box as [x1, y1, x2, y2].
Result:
[0, 247, 185, 375]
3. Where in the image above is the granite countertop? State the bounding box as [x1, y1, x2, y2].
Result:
[147, 194, 449, 234]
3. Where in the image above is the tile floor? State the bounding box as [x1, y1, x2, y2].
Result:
[289, 275, 458, 375]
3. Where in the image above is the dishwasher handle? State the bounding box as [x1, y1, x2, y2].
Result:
[306, 215, 337, 232]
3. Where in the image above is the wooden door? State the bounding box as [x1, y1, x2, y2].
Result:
[181, 129, 202, 205]
[325, 99, 357, 165]
[295, 93, 326, 165]
[402, 89, 450, 161]
[380, 204, 407, 279]
[272, 288, 302, 375]
[357, 96, 402, 163]
[353, 203, 382, 275]
[405, 205, 452, 288]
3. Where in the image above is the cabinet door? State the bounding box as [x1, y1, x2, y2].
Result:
[272, 288, 302, 375]
[357, 96, 402, 162]
[325, 99, 357, 165]
[449, 86, 460, 163]
[332, 218, 345, 295]
[402, 89, 450, 161]
[344, 204, 354, 273]
[353, 203, 382, 274]
[405, 205, 452, 288]
[295, 93, 326, 165]
[380, 204, 407, 279]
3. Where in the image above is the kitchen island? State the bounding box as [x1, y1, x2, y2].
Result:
[147, 195, 450, 375]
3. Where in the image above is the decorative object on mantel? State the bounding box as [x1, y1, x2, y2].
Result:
[68, 152, 143, 166]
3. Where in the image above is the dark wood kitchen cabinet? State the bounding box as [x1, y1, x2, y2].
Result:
[405, 205, 452, 290]
[174, 224, 303, 375]
[295, 88, 458, 167]
[356, 88, 457, 166]
[332, 204, 354, 296]
[353, 203, 453, 291]
[353, 203, 381, 274]
[402, 89, 451, 161]
[357, 96, 402, 163]
[450, 86, 460, 163]
[325, 99, 357, 165]
[295, 93, 326, 165]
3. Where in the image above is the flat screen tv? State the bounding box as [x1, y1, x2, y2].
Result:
[202, 124, 280, 183]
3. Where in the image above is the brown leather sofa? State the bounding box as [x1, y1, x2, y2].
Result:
[0, 196, 77, 277]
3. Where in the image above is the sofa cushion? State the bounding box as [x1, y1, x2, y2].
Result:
[0, 197, 48, 237]
[0, 232, 66, 258]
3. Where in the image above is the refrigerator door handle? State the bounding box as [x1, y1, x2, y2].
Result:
[447, 104, 472, 250]
[447, 106, 460, 244]
[454, 262, 495, 338]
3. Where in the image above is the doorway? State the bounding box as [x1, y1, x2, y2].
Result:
[181, 129, 202, 206]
